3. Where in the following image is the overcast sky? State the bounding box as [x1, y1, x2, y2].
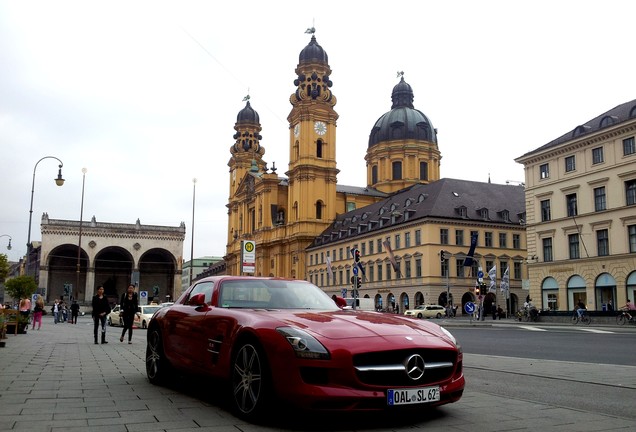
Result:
[1, 0, 635, 264]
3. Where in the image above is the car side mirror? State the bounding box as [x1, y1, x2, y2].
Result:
[188, 293, 206, 306]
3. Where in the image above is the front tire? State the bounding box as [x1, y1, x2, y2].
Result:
[617, 314, 627, 326]
[436, 313, 442, 319]
[230, 342, 271, 421]
[146, 328, 172, 385]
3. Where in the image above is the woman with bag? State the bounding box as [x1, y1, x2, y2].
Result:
[119, 284, 139, 344]
[32, 295, 44, 330]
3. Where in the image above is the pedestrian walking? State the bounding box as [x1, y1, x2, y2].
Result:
[32, 295, 44, 330]
[92, 286, 111, 344]
[70, 300, 80, 324]
[119, 284, 139, 344]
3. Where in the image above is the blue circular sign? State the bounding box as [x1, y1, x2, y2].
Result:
[353, 266, 358, 275]
[477, 271, 484, 278]
[464, 302, 475, 314]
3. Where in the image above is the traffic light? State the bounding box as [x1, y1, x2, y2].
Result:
[350, 276, 356, 285]
[440, 250, 446, 263]
[353, 248, 361, 264]
[356, 276, 362, 289]
[475, 285, 480, 296]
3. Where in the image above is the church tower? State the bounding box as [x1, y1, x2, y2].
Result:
[287, 34, 339, 226]
[226, 100, 266, 248]
[224, 33, 341, 279]
[365, 74, 441, 194]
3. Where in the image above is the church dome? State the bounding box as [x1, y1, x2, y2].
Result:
[368, 77, 437, 147]
[299, 35, 328, 64]
[237, 100, 259, 124]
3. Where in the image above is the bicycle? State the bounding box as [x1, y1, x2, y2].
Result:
[516, 307, 539, 322]
[616, 310, 635, 326]
[571, 310, 592, 325]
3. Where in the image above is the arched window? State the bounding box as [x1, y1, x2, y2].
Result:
[371, 165, 378, 184]
[316, 201, 323, 219]
[316, 139, 323, 158]
[392, 161, 402, 180]
[293, 202, 298, 221]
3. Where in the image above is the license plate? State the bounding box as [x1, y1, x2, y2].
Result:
[387, 386, 440, 405]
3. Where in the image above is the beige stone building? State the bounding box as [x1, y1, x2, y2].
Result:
[306, 178, 527, 315]
[37, 214, 185, 305]
[515, 99, 636, 312]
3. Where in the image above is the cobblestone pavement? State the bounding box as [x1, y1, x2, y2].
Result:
[1, 316, 634, 432]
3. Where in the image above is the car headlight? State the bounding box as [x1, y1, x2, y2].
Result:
[276, 327, 330, 360]
[440, 326, 462, 353]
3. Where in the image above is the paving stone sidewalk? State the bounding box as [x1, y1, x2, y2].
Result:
[0, 316, 634, 432]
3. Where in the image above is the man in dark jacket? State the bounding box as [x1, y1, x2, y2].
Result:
[70, 300, 80, 324]
[92, 286, 111, 344]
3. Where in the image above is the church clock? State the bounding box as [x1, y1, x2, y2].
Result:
[314, 121, 327, 136]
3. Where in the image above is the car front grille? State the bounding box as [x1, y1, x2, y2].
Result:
[353, 349, 457, 387]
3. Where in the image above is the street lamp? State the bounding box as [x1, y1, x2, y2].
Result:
[26, 156, 65, 276]
[75, 168, 87, 300]
[189, 178, 197, 286]
[0, 235, 11, 250]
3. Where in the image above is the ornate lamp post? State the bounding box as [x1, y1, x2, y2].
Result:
[26, 156, 65, 276]
[0, 235, 12, 250]
[75, 168, 87, 300]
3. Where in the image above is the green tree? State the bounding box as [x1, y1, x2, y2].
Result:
[0, 253, 9, 281]
[4, 275, 37, 301]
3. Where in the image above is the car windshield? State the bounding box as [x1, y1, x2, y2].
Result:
[141, 306, 161, 315]
[218, 279, 340, 310]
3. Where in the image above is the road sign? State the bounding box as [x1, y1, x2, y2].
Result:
[140, 290, 148, 306]
[464, 302, 475, 314]
[241, 240, 256, 274]
[353, 266, 358, 275]
[477, 270, 484, 279]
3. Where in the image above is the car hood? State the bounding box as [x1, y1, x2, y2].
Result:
[271, 310, 453, 345]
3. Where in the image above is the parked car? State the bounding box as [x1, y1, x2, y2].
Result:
[404, 304, 446, 319]
[107, 305, 123, 327]
[134, 305, 162, 329]
[146, 276, 464, 421]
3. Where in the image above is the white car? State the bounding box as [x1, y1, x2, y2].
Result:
[107, 305, 123, 326]
[404, 304, 446, 319]
[134, 305, 162, 329]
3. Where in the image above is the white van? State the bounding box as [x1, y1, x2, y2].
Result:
[345, 297, 376, 311]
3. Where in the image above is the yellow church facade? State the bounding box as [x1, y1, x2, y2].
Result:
[224, 35, 441, 280]
[223, 34, 527, 317]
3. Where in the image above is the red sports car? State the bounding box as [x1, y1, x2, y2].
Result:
[146, 276, 464, 421]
